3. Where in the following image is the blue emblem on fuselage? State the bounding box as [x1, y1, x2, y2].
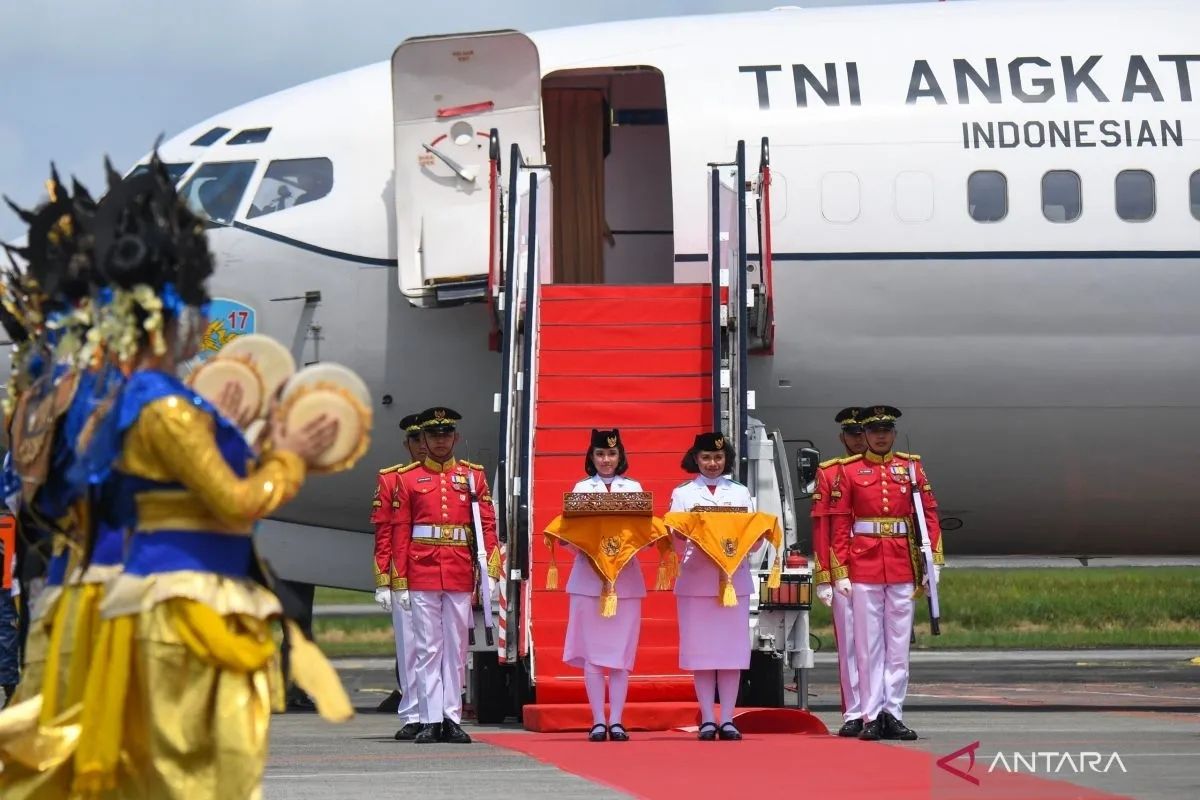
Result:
[196, 297, 257, 362]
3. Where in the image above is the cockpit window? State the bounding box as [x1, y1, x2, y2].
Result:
[247, 158, 333, 218]
[179, 161, 256, 224]
[191, 127, 230, 146]
[228, 127, 271, 145]
[128, 162, 193, 186]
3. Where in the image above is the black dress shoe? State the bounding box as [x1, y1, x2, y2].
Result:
[697, 722, 718, 741]
[608, 723, 629, 742]
[588, 723, 607, 742]
[377, 690, 403, 713]
[441, 718, 472, 744]
[837, 718, 864, 737]
[881, 711, 918, 741]
[394, 722, 423, 741]
[286, 687, 316, 712]
[717, 722, 742, 741]
[858, 718, 882, 741]
[1, 684, 15, 709]
[414, 723, 442, 743]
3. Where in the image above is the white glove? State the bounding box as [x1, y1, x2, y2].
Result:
[923, 564, 942, 589]
[397, 589, 411, 612]
[815, 583, 833, 608]
[834, 577, 852, 598]
[374, 587, 392, 612]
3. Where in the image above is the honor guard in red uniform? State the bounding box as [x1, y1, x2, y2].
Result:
[829, 405, 943, 742]
[371, 413, 426, 737]
[810, 407, 867, 737]
[392, 407, 501, 744]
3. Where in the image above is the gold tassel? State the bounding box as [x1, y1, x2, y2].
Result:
[655, 550, 678, 590]
[544, 535, 559, 590]
[601, 584, 618, 618]
[721, 577, 737, 607]
[767, 553, 782, 590]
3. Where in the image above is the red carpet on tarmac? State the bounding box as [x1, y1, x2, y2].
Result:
[475, 732, 1131, 800]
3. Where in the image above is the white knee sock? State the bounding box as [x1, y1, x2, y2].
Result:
[584, 662, 607, 725]
[694, 669, 716, 724]
[608, 669, 629, 725]
[717, 669, 740, 724]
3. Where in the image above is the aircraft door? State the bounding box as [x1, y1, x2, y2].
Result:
[391, 31, 543, 302]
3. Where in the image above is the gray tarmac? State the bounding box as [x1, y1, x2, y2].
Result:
[266, 650, 1200, 799]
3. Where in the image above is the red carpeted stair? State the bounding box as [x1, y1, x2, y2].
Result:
[524, 284, 714, 731]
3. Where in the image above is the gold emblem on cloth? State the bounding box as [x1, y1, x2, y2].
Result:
[602, 537, 621, 557]
[722, 538, 737, 557]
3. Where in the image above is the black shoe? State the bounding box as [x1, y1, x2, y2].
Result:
[697, 722, 718, 741]
[608, 723, 629, 742]
[441, 718, 472, 744]
[414, 723, 442, 743]
[858, 718, 882, 741]
[377, 690, 403, 714]
[588, 723, 607, 742]
[837, 718, 864, 737]
[881, 711, 918, 741]
[717, 722, 742, 741]
[286, 687, 316, 712]
[1, 684, 14, 709]
[394, 722, 423, 741]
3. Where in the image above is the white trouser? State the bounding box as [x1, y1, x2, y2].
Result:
[409, 590, 471, 724]
[851, 582, 914, 722]
[391, 593, 420, 724]
[831, 588, 862, 721]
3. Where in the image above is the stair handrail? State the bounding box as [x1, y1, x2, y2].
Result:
[708, 162, 722, 432]
[486, 128, 504, 351]
[734, 141, 750, 484]
[754, 136, 775, 353]
[770, 429, 798, 549]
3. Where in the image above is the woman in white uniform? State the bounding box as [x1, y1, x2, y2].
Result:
[561, 429, 643, 742]
[669, 432, 755, 741]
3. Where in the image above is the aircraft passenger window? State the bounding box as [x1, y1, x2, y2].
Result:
[228, 128, 271, 145]
[1041, 171, 1081, 223]
[820, 172, 860, 223]
[178, 161, 256, 224]
[1190, 171, 1200, 220]
[967, 171, 1006, 222]
[246, 158, 334, 219]
[1115, 170, 1155, 222]
[190, 127, 230, 147]
[895, 172, 934, 223]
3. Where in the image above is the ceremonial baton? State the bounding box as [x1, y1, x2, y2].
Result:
[468, 470, 496, 647]
[908, 460, 941, 635]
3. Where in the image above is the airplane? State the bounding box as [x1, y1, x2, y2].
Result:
[6, 0, 1199, 593]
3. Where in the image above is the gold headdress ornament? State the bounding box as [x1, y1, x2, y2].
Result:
[859, 405, 902, 426]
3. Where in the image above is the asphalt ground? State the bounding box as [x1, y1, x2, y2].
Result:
[264, 650, 1200, 799]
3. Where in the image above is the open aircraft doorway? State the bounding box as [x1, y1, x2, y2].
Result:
[542, 66, 674, 285]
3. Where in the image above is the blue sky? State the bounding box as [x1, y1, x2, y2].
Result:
[1, 0, 936, 239]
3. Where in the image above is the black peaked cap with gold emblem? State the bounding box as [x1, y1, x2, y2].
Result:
[399, 413, 421, 434]
[860, 404, 902, 430]
[835, 407, 864, 434]
[416, 406, 461, 433]
[681, 430, 736, 474]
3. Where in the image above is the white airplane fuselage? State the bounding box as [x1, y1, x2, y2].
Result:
[124, 0, 1198, 569]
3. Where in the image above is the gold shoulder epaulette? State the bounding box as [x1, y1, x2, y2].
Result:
[461, 460, 484, 470]
[397, 462, 421, 473]
[841, 454, 864, 464]
[819, 457, 842, 469]
[896, 451, 921, 461]
[378, 462, 407, 474]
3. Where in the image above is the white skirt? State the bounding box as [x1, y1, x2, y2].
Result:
[562, 594, 641, 671]
[676, 594, 751, 671]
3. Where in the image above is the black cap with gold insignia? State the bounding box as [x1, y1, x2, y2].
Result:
[399, 413, 422, 435]
[860, 404, 902, 430]
[416, 406, 461, 433]
[681, 430, 736, 474]
[835, 407, 864, 434]
[584, 428, 628, 476]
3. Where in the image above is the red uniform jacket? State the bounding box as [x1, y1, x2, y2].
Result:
[829, 451, 944, 585]
[371, 463, 408, 590]
[392, 458, 501, 592]
[810, 458, 852, 586]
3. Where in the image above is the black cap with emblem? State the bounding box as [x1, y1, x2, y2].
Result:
[681, 430, 736, 473]
[584, 428, 628, 476]
[416, 406, 461, 433]
[399, 413, 422, 436]
[835, 407, 864, 434]
[859, 404, 902, 431]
